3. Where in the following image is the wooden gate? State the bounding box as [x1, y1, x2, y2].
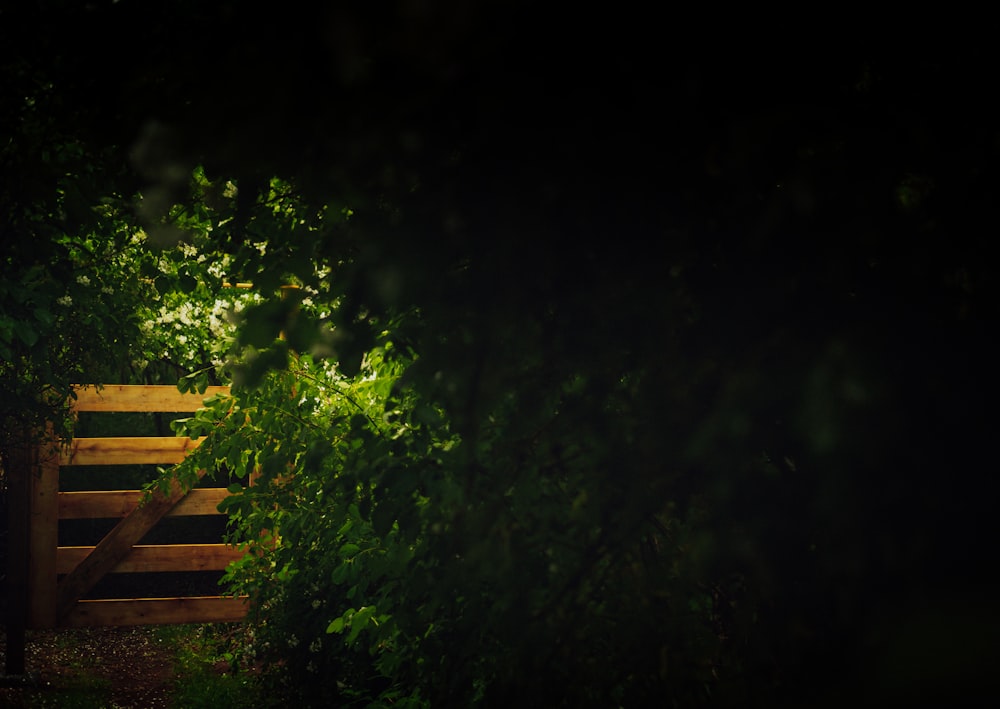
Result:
[26, 384, 248, 628]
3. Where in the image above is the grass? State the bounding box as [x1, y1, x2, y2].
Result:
[18, 678, 113, 709]
[155, 624, 264, 708]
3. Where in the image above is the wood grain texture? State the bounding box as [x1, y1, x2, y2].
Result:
[60, 436, 205, 466]
[57, 543, 245, 574]
[58, 488, 230, 519]
[55, 469, 208, 622]
[70, 384, 231, 412]
[62, 596, 250, 627]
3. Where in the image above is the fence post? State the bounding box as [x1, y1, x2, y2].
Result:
[3, 433, 31, 675]
[27, 426, 58, 628]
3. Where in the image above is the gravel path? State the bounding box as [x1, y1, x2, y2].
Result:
[0, 625, 176, 708]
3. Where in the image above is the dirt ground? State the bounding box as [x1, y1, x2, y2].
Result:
[0, 625, 177, 708]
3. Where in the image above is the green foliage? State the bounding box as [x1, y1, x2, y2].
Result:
[135, 148, 771, 708]
[173, 349, 419, 705]
[157, 624, 269, 709]
[0, 175, 154, 454]
[169, 304, 744, 707]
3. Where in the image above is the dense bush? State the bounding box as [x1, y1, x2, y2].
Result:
[172, 327, 755, 706]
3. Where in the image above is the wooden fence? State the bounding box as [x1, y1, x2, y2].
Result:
[23, 384, 249, 629]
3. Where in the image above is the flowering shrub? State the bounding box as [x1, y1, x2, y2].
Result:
[1, 204, 154, 449]
[173, 348, 431, 707]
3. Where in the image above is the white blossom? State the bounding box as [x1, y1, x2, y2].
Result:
[177, 302, 194, 326]
[56, 295, 72, 306]
[76, 275, 91, 286]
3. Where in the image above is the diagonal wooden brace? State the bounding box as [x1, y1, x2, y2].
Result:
[55, 469, 207, 622]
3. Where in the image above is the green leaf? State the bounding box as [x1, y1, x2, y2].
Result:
[170, 417, 191, 433]
[330, 562, 352, 585]
[326, 617, 345, 634]
[178, 272, 197, 293]
[15, 322, 39, 347]
[262, 452, 287, 478]
[33, 307, 54, 325]
[372, 503, 396, 537]
[153, 274, 171, 295]
[414, 404, 443, 426]
[227, 444, 245, 478]
[347, 606, 375, 643]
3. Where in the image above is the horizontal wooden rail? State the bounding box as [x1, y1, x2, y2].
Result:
[71, 384, 231, 412]
[60, 436, 204, 466]
[56, 467, 212, 621]
[21, 383, 247, 629]
[59, 488, 229, 519]
[57, 544, 245, 574]
[62, 596, 249, 627]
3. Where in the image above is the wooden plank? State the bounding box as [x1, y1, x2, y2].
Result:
[62, 596, 250, 627]
[70, 384, 230, 412]
[55, 468, 208, 622]
[57, 544, 246, 574]
[59, 488, 230, 519]
[60, 436, 204, 465]
[28, 431, 60, 629]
